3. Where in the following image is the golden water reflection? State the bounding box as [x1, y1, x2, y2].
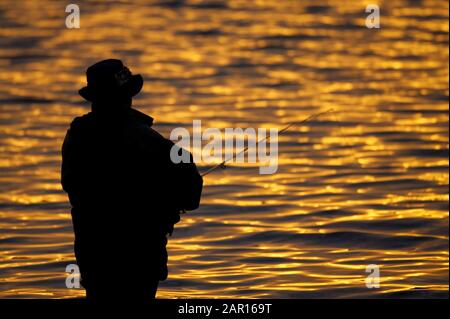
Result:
[0, 0, 448, 298]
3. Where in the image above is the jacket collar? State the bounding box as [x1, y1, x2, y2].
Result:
[129, 108, 154, 127]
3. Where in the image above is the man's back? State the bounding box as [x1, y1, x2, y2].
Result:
[62, 107, 202, 299]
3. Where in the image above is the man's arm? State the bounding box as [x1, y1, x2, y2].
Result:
[168, 144, 203, 211]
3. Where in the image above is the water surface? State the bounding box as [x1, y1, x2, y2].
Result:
[0, 0, 448, 298]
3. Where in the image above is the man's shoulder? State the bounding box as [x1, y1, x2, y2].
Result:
[129, 108, 154, 127]
[141, 125, 174, 149]
[129, 109, 172, 145]
[70, 112, 95, 130]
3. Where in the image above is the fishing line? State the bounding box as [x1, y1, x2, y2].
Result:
[179, 109, 336, 215]
[201, 108, 335, 177]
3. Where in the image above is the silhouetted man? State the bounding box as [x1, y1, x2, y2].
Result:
[61, 59, 203, 301]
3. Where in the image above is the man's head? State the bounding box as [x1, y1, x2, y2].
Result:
[79, 59, 143, 106]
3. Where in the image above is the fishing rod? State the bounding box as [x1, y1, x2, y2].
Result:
[179, 109, 335, 216]
[200, 108, 335, 177]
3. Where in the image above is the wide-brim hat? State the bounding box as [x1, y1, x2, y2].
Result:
[79, 59, 143, 102]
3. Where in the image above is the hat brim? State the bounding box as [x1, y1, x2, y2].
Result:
[79, 74, 143, 102]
